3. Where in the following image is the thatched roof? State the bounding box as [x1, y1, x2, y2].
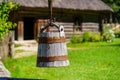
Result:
[0, 0, 113, 12]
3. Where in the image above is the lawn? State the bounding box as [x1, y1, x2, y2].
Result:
[3, 38, 120, 80]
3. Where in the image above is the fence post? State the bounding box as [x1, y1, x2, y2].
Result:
[9, 30, 15, 58]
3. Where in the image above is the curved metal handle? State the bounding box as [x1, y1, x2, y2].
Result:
[40, 22, 62, 33]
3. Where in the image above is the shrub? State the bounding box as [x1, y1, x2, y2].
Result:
[71, 34, 83, 43]
[91, 33, 101, 42]
[70, 27, 115, 43]
[71, 32, 102, 43]
[114, 30, 120, 38]
[102, 24, 115, 42]
[0, 1, 19, 39]
[83, 31, 93, 42]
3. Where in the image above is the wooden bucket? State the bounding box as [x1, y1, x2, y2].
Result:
[37, 23, 69, 67]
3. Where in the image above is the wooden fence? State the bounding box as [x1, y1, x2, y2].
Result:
[0, 31, 14, 60]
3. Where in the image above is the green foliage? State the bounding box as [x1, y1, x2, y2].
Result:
[113, 26, 120, 38]
[102, 0, 120, 19]
[70, 34, 83, 43]
[102, 0, 120, 12]
[91, 33, 101, 42]
[70, 29, 116, 43]
[82, 31, 102, 42]
[70, 32, 102, 43]
[15, 43, 23, 48]
[102, 24, 115, 42]
[114, 30, 120, 38]
[0, 1, 19, 39]
[83, 31, 93, 42]
[3, 38, 120, 80]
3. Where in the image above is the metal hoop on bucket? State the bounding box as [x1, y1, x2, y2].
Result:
[37, 22, 69, 67]
[36, 0, 69, 67]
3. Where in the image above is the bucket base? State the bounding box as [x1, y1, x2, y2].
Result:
[37, 60, 69, 67]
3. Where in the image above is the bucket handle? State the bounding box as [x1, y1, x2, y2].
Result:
[40, 22, 63, 33]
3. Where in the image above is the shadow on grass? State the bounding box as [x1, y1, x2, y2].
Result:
[110, 44, 120, 46]
[100, 44, 120, 47]
[0, 77, 46, 80]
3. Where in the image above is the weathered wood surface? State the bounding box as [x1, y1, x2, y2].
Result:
[0, 31, 14, 60]
[27, 19, 100, 41]
[9, 31, 15, 58]
[37, 26, 69, 67]
[18, 21, 24, 41]
[0, 34, 10, 60]
[82, 23, 99, 32]
[34, 19, 49, 40]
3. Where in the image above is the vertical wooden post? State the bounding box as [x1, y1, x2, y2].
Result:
[18, 20, 24, 41]
[98, 14, 104, 34]
[9, 30, 15, 58]
[109, 12, 113, 28]
[34, 20, 37, 40]
[48, 0, 53, 32]
[110, 12, 112, 24]
[34, 19, 42, 40]
[48, 0, 53, 19]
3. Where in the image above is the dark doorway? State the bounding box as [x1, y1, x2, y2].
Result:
[24, 17, 34, 40]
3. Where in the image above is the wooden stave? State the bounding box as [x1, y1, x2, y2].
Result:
[37, 60, 69, 67]
[37, 31, 69, 67]
[37, 43, 67, 57]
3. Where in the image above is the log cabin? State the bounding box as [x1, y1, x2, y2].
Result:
[0, 0, 113, 41]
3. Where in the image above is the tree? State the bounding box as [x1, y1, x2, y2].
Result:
[102, 0, 120, 23]
[0, 1, 19, 39]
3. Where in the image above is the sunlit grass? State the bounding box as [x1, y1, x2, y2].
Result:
[15, 49, 26, 53]
[3, 38, 120, 80]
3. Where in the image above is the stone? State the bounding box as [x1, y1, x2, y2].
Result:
[0, 61, 11, 77]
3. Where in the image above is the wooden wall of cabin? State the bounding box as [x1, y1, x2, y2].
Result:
[11, 7, 75, 41]
[15, 18, 50, 41]
[72, 11, 100, 33]
[9, 7, 111, 41]
[72, 11, 111, 33]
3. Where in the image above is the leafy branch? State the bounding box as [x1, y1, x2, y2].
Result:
[0, 1, 19, 39]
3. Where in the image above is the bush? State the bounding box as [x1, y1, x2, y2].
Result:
[91, 33, 101, 42]
[71, 32, 102, 43]
[102, 24, 115, 42]
[83, 31, 93, 42]
[0, 1, 19, 39]
[71, 34, 83, 43]
[70, 27, 115, 43]
[114, 30, 120, 38]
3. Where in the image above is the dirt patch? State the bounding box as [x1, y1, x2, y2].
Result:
[14, 40, 38, 58]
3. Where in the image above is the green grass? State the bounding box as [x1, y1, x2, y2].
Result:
[15, 49, 26, 53]
[15, 44, 23, 48]
[3, 38, 120, 80]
